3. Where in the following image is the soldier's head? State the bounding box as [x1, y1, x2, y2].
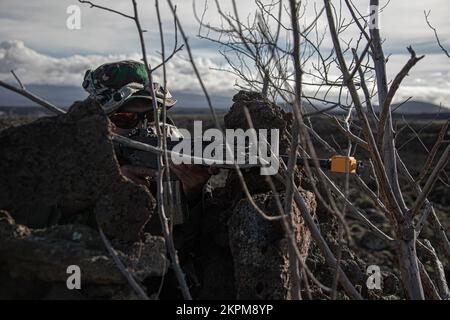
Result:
[82, 60, 176, 134]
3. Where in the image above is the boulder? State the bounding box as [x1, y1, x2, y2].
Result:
[0, 98, 154, 242]
[228, 191, 315, 299]
[224, 90, 301, 195]
[0, 210, 167, 299]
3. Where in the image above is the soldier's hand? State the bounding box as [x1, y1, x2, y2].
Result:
[170, 164, 219, 201]
[120, 165, 157, 187]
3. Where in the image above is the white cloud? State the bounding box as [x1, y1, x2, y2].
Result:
[0, 40, 236, 95]
[383, 52, 450, 107]
[1, 0, 447, 57]
[1, 40, 449, 108]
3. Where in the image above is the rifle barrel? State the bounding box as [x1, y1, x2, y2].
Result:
[280, 156, 331, 170]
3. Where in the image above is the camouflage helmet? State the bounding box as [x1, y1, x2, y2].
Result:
[82, 60, 177, 114]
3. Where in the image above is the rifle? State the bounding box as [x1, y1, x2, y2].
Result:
[114, 134, 363, 174]
[113, 133, 362, 225]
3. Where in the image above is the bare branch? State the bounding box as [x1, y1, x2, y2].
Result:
[326, 0, 424, 299]
[10, 70, 25, 89]
[424, 10, 450, 58]
[99, 228, 149, 300]
[416, 118, 450, 184]
[78, 0, 134, 19]
[377, 47, 425, 141]
[333, 117, 369, 150]
[418, 259, 441, 300]
[417, 240, 449, 299]
[410, 144, 450, 217]
[290, 180, 363, 300]
[0, 80, 65, 115]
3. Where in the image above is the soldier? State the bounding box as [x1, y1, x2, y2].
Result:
[82, 60, 217, 201]
[82, 60, 219, 296]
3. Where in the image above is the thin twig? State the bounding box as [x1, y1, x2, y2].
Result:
[0, 80, 65, 115]
[99, 228, 149, 300]
[410, 144, 450, 217]
[424, 10, 450, 58]
[130, 0, 192, 299]
[10, 70, 25, 89]
[377, 47, 425, 142]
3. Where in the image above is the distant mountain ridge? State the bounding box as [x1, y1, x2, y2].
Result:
[0, 84, 233, 109]
[0, 84, 448, 115]
[299, 100, 449, 116]
[390, 101, 448, 114]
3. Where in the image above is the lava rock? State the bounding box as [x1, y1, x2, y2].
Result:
[0, 98, 154, 242]
[228, 191, 315, 299]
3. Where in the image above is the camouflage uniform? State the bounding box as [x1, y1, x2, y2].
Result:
[83, 61, 210, 294]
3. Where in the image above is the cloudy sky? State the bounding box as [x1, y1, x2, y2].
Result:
[0, 0, 449, 108]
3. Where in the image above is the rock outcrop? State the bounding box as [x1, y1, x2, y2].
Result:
[0, 98, 154, 242]
[228, 191, 315, 299]
[223, 91, 301, 194]
[223, 91, 316, 299]
[0, 99, 164, 299]
[0, 210, 167, 299]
